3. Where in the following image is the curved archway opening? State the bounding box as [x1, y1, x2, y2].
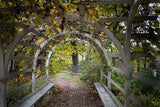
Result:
[45, 38, 104, 82]
[46, 37, 104, 78]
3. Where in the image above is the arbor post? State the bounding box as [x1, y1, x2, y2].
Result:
[0, 43, 7, 107]
[124, 71, 132, 107]
[32, 70, 36, 92]
[46, 66, 49, 83]
[32, 57, 36, 92]
[124, 35, 132, 107]
[100, 70, 103, 81]
[108, 68, 111, 90]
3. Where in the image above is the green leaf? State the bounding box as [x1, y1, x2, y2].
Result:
[154, 20, 159, 27]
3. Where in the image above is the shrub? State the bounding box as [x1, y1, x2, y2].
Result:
[79, 60, 103, 84]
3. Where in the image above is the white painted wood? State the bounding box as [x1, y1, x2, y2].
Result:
[2, 2, 159, 107]
[46, 38, 103, 75]
[94, 22, 125, 63]
[101, 71, 125, 94]
[111, 79, 125, 94]
[0, 41, 7, 107]
[36, 75, 46, 82]
[108, 70, 111, 90]
[18, 41, 40, 48]
[32, 70, 36, 92]
[7, 82, 32, 98]
[60, 14, 125, 63]
[102, 71, 108, 79]
[13, 83, 47, 107]
[94, 82, 118, 107]
[100, 70, 103, 81]
[16, 83, 54, 107]
[7, 75, 46, 100]
[100, 16, 157, 24]
[31, 30, 49, 39]
[100, 17, 128, 23]
[11, 56, 47, 60]
[0, 23, 48, 41]
[108, 54, 121, 58]
[51, 15, 125, 66]
[124, 0, 142, 106]
[124, 79, 131, 107]
[132, 73, 160, 88]
[11, 56, 34, 60]
[7, 69, 32, 78]
[79, 5, 85, 32]
[112, 67, 126, 75]
[5, 23, 36, 73]
[46, 68, 49, 83]
[34, 31, 110, 78]
[100, 81, 123, 107]
[131, 52, 151, 58]
[76, 0, 133, 5]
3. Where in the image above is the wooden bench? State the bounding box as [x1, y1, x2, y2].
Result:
[94, 82, 123, 107]
[15, 83, 54, 107]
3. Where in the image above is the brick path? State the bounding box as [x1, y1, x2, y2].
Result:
[41, 79, 104, 107]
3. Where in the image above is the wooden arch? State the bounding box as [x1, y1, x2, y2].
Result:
[45, 37, 104, 82]
[32, 31, 112, 91]
[0, 0, 160, 107]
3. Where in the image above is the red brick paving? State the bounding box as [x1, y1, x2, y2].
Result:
[41, 79, 104, 107]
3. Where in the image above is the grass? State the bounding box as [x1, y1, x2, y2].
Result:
[51, 71, 84, 84]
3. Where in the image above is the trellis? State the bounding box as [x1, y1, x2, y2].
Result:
[0, 0, 160, 107]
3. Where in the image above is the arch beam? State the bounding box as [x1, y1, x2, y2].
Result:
[46, 38, 103, 82]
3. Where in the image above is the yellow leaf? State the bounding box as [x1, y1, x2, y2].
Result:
[22, 17, 27, 21]
[32, 15, 41, 25]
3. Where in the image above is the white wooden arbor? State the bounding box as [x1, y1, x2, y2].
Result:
[0, 0, 160, 107]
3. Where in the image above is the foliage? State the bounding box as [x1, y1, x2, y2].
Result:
[36, 78, 46, 89]
[48, 42, 74, 74]
[130, 69, 160, 106]
[49, 57, 72, 74]
[79, 59, 102, 84]
[7, 86, 31, 107]
[111, 85, 124, 104]
[53, 71, 83, 84]
[1, 0, 160, 106]
[111, 71, 125, 88]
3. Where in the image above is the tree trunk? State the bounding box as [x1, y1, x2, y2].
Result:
[71, 41, 79, 73]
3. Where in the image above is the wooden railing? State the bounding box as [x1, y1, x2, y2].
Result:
[75, 0, 133, 5]
[7, 75, 47, 98]
[100, 69, 160, 106]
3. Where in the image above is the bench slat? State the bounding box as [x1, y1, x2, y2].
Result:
[18, 83, 54, 107]
[94, 82, 118, 107]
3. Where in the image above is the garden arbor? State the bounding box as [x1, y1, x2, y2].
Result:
[0, 0, 160, 107]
